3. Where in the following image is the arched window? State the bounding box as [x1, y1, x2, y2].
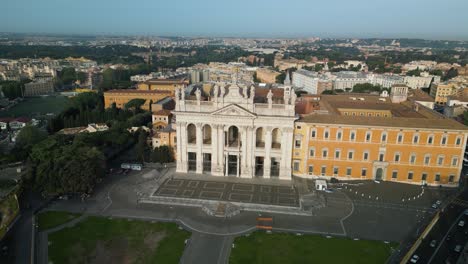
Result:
[187, 124, 196, 144]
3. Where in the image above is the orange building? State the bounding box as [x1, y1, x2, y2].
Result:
[103, 89, 172, 110]
[137, 78, 188, 94]
[292, 93, 468, 187]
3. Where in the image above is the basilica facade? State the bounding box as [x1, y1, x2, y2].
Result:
[173, 81, 297, 180]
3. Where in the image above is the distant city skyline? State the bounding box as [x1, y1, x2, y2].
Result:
[2, 0, 468, 41]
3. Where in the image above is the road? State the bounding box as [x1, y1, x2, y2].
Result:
[180, 233, 233, 264]
[0, 190, 47, 264]
[407, 176, 468, 263]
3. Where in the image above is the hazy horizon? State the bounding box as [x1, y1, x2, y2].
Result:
[2, 0, 468, 41]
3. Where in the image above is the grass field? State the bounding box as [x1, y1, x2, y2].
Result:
[48, 216, 190, 264]
[37, 211, 81, 231]
[230, 232, 398, 264]
[0, 96, 70, 117]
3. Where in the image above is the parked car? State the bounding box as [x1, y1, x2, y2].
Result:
[458, 220, 465, 227]
[410, 255, 420, 263]
[432, 203, 438, 209]
[454, 245, 462, 253]
[436, 200, 442, 206]
[430, 240, 437, 248]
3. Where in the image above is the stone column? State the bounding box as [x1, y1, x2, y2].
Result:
[263, 127, 272, 178]
[195, 123, 203, 174]
[178, 121, 188, 173]
[176, 122, 183, 172]
[240, 126, 250, 178]
[211, 124, 219, 175]
[216, 125, 225, 176]
[280, 127, 293, 180]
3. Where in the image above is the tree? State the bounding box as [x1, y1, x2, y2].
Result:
[136, 129, 147, 163]
[125, 98, 146, 113]
[352, 83, 383, 93]
[29, 136, 105, 196]
[14, 125, 48, 160]
[406, 68, 421, 77]
[59, 67, 77, 85]
[77, 71, 88, 84]
[443, 67, 458, 81]
[276, 72, 286, 84]
[314, 64, 324, 72]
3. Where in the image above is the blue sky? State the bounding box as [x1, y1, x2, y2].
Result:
[2, 0, 468, 40]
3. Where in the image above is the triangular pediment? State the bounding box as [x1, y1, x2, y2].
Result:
[211, 104, 256, 117]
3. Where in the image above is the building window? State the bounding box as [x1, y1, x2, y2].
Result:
[348, 150, 354, 160]
[337, 131, 342, 141]
[437, 155, 444, 166]
[410, 154, 416, 165]
[365, 131, 372, 142]
[422, 173, 427, 181]
[346, 168, 352, 176]
[295, 139, 301, 148]
[392, 171, 398, 179]
[441, 136, 447, 145]
[333, 166, 339, 175]
[321, 166, 326, 175]
[363, 151, 369, 161]
[424, 154, 430, 165]
[379, 153, 384, 162]
[293, 161, 300, 172]
[452, 156, 459, 167]
[311, 129, 316, 138]
[324, 130, 330, 139]
[350, 131, 356, 141]
[322, 149, 328, 158]
[381, 133, 387, 143]
[427, 135, 434, 144]
[361, 168, 367, 177]
[413, 134, 419, 144]
[408, 172, 414, 180]
[335, 149, 341, 159]
[308, 165, 314, 175]
[456, 137, 462, 146]
[435, 173, 441, 182]
[309, 148, 315, 157]
[397, 133, 403, 144]
[394, 153, 400, 163]
[449, 175, 455, 183]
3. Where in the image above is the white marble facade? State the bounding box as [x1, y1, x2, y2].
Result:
[173, 81, 297, 180]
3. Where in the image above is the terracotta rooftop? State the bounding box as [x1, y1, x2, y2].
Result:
[143, 78, 188, 85]
[299, 114, 468, 130]
[298, 94, 468, 130]
[153, 109, 172, 116]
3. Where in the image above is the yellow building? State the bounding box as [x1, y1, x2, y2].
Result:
[256, 68, 281, 83]
[137, 78, 188, 94]
[430, 82, 468, 105]
[104, 89, 172, 110]
[292, 94, 468, 187]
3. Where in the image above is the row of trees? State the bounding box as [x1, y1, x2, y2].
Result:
[0, 80, 30, 99]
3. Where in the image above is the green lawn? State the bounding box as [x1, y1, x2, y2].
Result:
[230, 232, 398, 264]
[37, 211, 81, 231]
[0, 96, 70, 117]
[48, 216, 190, 264]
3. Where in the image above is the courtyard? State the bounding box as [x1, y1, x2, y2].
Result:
[152, 178, 299, 207]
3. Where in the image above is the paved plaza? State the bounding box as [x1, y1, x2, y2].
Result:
[152, 178, 299, 207]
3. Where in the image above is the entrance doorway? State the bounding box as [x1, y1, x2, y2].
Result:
[271, 157, 280, 177]
[227, 155, 238, 176]
[203, 153, 211, 173]
[188, 152, 196, 172]
[375, 168, 383, 181]
[255, 157, 264, 177]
